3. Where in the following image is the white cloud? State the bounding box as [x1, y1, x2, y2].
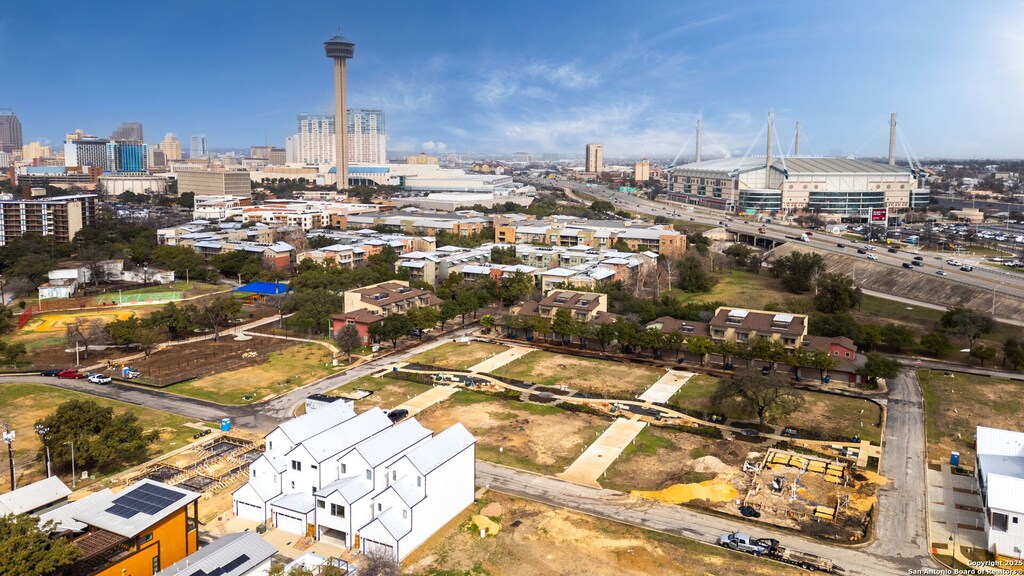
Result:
[421, 140, 447, 152]
[524, 62, 599, 89]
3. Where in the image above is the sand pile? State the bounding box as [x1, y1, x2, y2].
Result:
[692, 456, 733, 474]
[472, 515, 501, 536]
[632, 478, 739, 504]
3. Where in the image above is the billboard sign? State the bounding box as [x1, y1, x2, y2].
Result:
[870, 207, 887, 222]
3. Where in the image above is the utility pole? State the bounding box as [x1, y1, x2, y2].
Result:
[3, 424, 15, 491]
[67, 441, 76, 489]
[35, 425, 51, 478]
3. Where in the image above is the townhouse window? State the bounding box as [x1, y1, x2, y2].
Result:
[340, 463, 347, 474]
[377, 503, 382, 512]
[291, 481, 295, 489]
[402, 509, 408, 519]
[140, 532, 153, 544]
[366, 469, 372, 480]
[331, 503, 345, 518]
[416, 476, 422, 487]
[291, 460, 301, 471]
[267, 441, 272, 450]
[392, 470, 397, 481]
[317, 500, 326, 509]
[311, 464, 317, 470]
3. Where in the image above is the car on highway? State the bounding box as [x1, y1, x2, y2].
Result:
[960, 265, 974, 272]
[87, 374, 112, 384]
[888, 248, 899, 253]
[913, 255, 925, 261]
[902, 263, 914, 269]
[912, 260, 924, 267]
[866, 254, 879, 260]
[57, 369, 86, 379]
[836, 243, 845, 248]
[936, 270, 947, 276]
[40, 369, 61, 377]
[857, 249, 867, 254]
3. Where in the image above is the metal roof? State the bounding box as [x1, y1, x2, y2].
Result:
[277, 399, 356, 445]
[985, 473, 1024, 514]
[0, 476, 70, 516]
[406, 423, 475, 475]
[977, 426, 1024, 458]
[157, 532, 277, 576]
[38, 488, 114, 533]
[355, 419, 432, 468]
[314, 476, 372, 503]
[782, 157, 913, 175]
[271, 492, 315, 514]
[68, 479, 200, 538]
[296, 408, 392, 463]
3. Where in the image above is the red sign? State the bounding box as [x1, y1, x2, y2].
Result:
[870, 207, 887, 222]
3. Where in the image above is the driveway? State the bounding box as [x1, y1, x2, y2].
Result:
[556, 418, 646, 487]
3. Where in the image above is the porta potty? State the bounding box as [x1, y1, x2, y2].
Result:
[950, 451, 960, 467]
[221, 418, 232, 432]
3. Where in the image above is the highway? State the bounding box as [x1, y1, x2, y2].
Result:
[521, 176, 1024, 299]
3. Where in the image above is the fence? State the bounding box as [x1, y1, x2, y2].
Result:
[16, 305, 35, 328]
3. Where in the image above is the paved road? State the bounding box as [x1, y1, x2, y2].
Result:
[477, 461, 913, 576]
[864, 370, 931, 569]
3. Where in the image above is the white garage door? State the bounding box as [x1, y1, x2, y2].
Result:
[362, 538, 395, 560]
[274, 510, 305, 534]
[235, 501, 265, 522]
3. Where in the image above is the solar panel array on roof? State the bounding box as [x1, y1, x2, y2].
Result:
[194, 554, 250, 576]
[106, 483, 184, 519]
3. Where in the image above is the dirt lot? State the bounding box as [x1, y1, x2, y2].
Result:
[0, 382, 196, 490]
[601, 427, 749, 492]
[415, 390, 609, 475]
[668, 374, 883, 443]
[113, 335, 299, 386]
[403, 492, 806, 576]
[164, 344, 339, 404]
[409, 341, 510, 370]
[919, 369, 1024, 462]
[329, 375, 433, 412]
[493, 351, 665, 397]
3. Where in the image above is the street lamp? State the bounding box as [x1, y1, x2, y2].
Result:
[2, 424, 15, 491]
[34, 424, 51, 478]
[64, 441, 76, 489]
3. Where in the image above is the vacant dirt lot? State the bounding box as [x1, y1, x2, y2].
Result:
[403, 492, 806, 576]
[409, 341, 509, 370]
[601, 427, 750, 492]
[919, 369, 1024, 462]
[329, 376, 433, 413]
[166, 344, 339, 404]
[493, 351, 664, 397]
[0, 382, 195, 489]
[415, 390, 609, 475]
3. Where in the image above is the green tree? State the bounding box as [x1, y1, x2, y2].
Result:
[722, 243, 753, 269]
[590, 200, 616, 213]
[105, 315, 141, 346]
[920, 331, 953, 358]
[285, 289, 345, 334]
[713, 340, 737, 367]
[34, 400, 156, 472]
[0, 341, 27, 365]
[970, 345, 997, 366]
[490, 246, 522, 265]
[750, 337, 787, 370]
[594, 322, 617, 352]
[677, 255, 712, 292]
[808, 312, 863, 342]
[686, 336, 713, 366]
[335, 324, 363, 361]
[769, 252, 825, 293]
[551, 309, 579, 343]
[407, 307, 440, 336]
[881, 323, 916, 352]
[713, 370, 803, 426]
[0, 515, 80, 576]
[211, 250, 263, 280]
[195, 295, 243, 341]
[814, 273, 862, 313]
[806, 349, 837, 380]
[859, 323, 883, 351]
[377, 314, 412, 349]
[143, 302, 198, 339]
[940, 307, 996, 348]
[858, 352, 900, 384]
[479, 314, 495, 333]
[150, 245, 212, 281]
[495, 270, 535, 306]
[1004, 337, 1024, 370]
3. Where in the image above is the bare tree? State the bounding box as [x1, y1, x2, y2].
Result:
[359, 546, 400, 576]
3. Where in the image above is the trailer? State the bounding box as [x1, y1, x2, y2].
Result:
[718, 533, 840, 573]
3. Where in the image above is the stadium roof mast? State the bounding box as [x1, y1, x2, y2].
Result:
[765, 111, 774, 180]
[794, 121, 801, 157]
[695, 118, 702, 163]
[888, 112, 897, 166]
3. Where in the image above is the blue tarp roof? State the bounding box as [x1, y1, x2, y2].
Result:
[233, 282, 288, 295]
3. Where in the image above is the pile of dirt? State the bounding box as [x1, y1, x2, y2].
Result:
[692, 456, 733, 474]
[471, 515, 501, 536]
[632, 478, 739, 504]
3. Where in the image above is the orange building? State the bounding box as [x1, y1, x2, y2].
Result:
[39, 479, 200, 575]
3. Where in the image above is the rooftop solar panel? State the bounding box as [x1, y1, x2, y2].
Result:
[195, 554, 250, 576]
[106, 483, 185, 518]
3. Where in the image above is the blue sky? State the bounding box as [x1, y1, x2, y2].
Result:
[1, 1, 1021, 158]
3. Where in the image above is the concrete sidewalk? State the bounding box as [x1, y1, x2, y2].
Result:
[394, 385, 459, 416]
[556, 418, 647, 488]
[926, 462, 986, 558]
[467, 345, 532, 373]
[638, 370, 694, 403]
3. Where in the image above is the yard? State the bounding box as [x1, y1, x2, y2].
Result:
[414, 390, 609, 475]
[408, 341, 510, 370]
[667, 374, 883, 443]
[919, 369, 1024, 462]
[492, 351, 664, 397]
[0, 382, 196, 489]
[165, 344, 339, 404]
[854, 294, 1020, 352]
[329, 375, 433, 412]
[403, 491, 806, 576]
[673, 270, 808, 311]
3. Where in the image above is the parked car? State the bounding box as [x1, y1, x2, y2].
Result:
[706, 414, 725, 423]
[40, 369, 61, 377]
[385, 408, 409, 423]
[87, 374, 112, 385]
[57, 370, 86, 379]
[738, 505, 762, 518]
[124, 369, 141, 379]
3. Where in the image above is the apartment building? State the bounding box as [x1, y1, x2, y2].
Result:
[176, 170, 251, 198]
[342, 280, 441, 317]
[494, 221, 686, 257]
[0, 194, 98, 246]
[514, 289, 616, 324]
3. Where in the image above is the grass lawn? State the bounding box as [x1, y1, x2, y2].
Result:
[856, 294, 1020, 349]
[415, 390, 609, 475]
[673, 270, 811, 311]
[919, 369, 1024, 462]
[404, 491, 807, 576]
[408, 341, 509, 370]
[0, 383, 196, 488]
[492, 350, 664, 397]
[329, 375, 432, 412]
[668, 374, 883, 443]
[165, 344, 338, 404]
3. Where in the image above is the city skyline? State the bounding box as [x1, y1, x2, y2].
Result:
[1, 1, 1022, 158]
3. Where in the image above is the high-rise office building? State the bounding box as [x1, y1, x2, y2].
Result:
[347, 108, 386, 164]
[635, 159, 651, 182]
[296, 114, 335, 165]
[0, 194, 98, 247]
[190, 135, 208, 159]
[159, 134, 182, 160]
[22, 141, 53, 161]
[0, 109, 23, 154]
[112, 121, 144, 142]
[176, 170, 251, 198]
[106, 141, 149, 173]
[585, 143, 604, 174]
[65, 137, 110, 170]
